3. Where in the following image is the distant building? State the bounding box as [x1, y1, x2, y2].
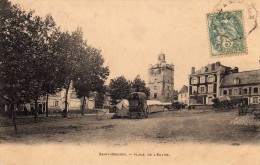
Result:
[4, 82, 95, 113]
[103, 85, 112, 107]
[47, 87, 95, 111]
[178, 85, 188, 105]
[47, 82, 95, 111]
[148, 53, 174, 103]
[173, 90, 178, 102]
[220, 69, 260, 105]
[188, 62, 238, 106]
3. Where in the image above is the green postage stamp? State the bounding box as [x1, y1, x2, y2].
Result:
[207, 10, 247, 57]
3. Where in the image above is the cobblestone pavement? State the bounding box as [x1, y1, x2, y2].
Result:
[231, 115, 260, 126]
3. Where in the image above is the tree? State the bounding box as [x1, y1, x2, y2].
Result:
[0, 0, 65, 124]
[23, 13, 62, 119]
[40, 16, 64, 117]
[131, 75, 150, 98]
[95, 87, 107, 109]
[53, 28, 85, 117]
[73, 46, 109, 115]
[109, 76, 131, 105]
[0, 0, 35, 130]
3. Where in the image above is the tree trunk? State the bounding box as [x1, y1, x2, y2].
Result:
[81, 96, 86, 116]
[63, 80, 71, 118]
[11, 103, 17, 134]
[34, 98, 38, 119]
[8, 104, 12, 119]
[46, 93, 49, 117]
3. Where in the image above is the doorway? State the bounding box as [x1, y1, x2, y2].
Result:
[242, 98, 249, 105]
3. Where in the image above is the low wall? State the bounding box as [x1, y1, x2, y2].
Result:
[149, 105, 164, 113]
[188, 105, 213, 110]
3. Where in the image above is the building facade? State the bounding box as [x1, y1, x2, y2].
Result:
[188, 62, 238, 106]
[46, 83, 95, 111]
[178, 85, 188, 105]
[4, 82, 95, 113]
[48, 89, 95, 111]
[220, 69, 260, 105]
[148, 53, 174, 103]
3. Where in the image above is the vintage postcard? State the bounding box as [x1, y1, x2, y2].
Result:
[0, 0, 259, 165]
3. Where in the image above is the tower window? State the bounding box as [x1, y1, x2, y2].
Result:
[154, 93, 157, 99]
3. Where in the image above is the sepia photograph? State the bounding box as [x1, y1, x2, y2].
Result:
[0, 0, 259, 164]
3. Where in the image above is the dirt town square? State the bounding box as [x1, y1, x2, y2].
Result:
[0, 0, 260, 164]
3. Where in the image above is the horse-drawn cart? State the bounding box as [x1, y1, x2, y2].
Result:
[128, 92, 149, 119]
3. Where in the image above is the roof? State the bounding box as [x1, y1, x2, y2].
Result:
[128, 92, 147, 100]
[115, 99, 129, 110]
[179, 85, 188, 94]
[191, 62, 235, 75]
[221, 69, 260, 87]
[147, 100, 163, 106]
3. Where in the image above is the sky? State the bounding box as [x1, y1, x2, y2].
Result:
[10, 0, 260, 91]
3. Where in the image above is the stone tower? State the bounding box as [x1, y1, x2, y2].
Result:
[148, 53, 174, 102]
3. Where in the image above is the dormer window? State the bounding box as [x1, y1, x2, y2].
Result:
[233, 78, 240, 85]
[208, 75, 215, 82]
[191, 77, 198, 84]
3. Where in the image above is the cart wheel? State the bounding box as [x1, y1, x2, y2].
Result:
[128, 112, 132, 119]
[145, 107, 149, 118]
[137, 112, 143, 119]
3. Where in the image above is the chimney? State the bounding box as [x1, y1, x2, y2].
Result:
[170, 64, 174, 70]
[232, 67, 239, 73]
[211, 63, 216, 70]
[191, 67, 195, 74]
[216, 62, 221, 67]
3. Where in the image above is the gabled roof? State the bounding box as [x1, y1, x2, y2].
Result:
[179, 85, 188, 94]
[173, 90, 178, 95]
[221, 69, 260, 87]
